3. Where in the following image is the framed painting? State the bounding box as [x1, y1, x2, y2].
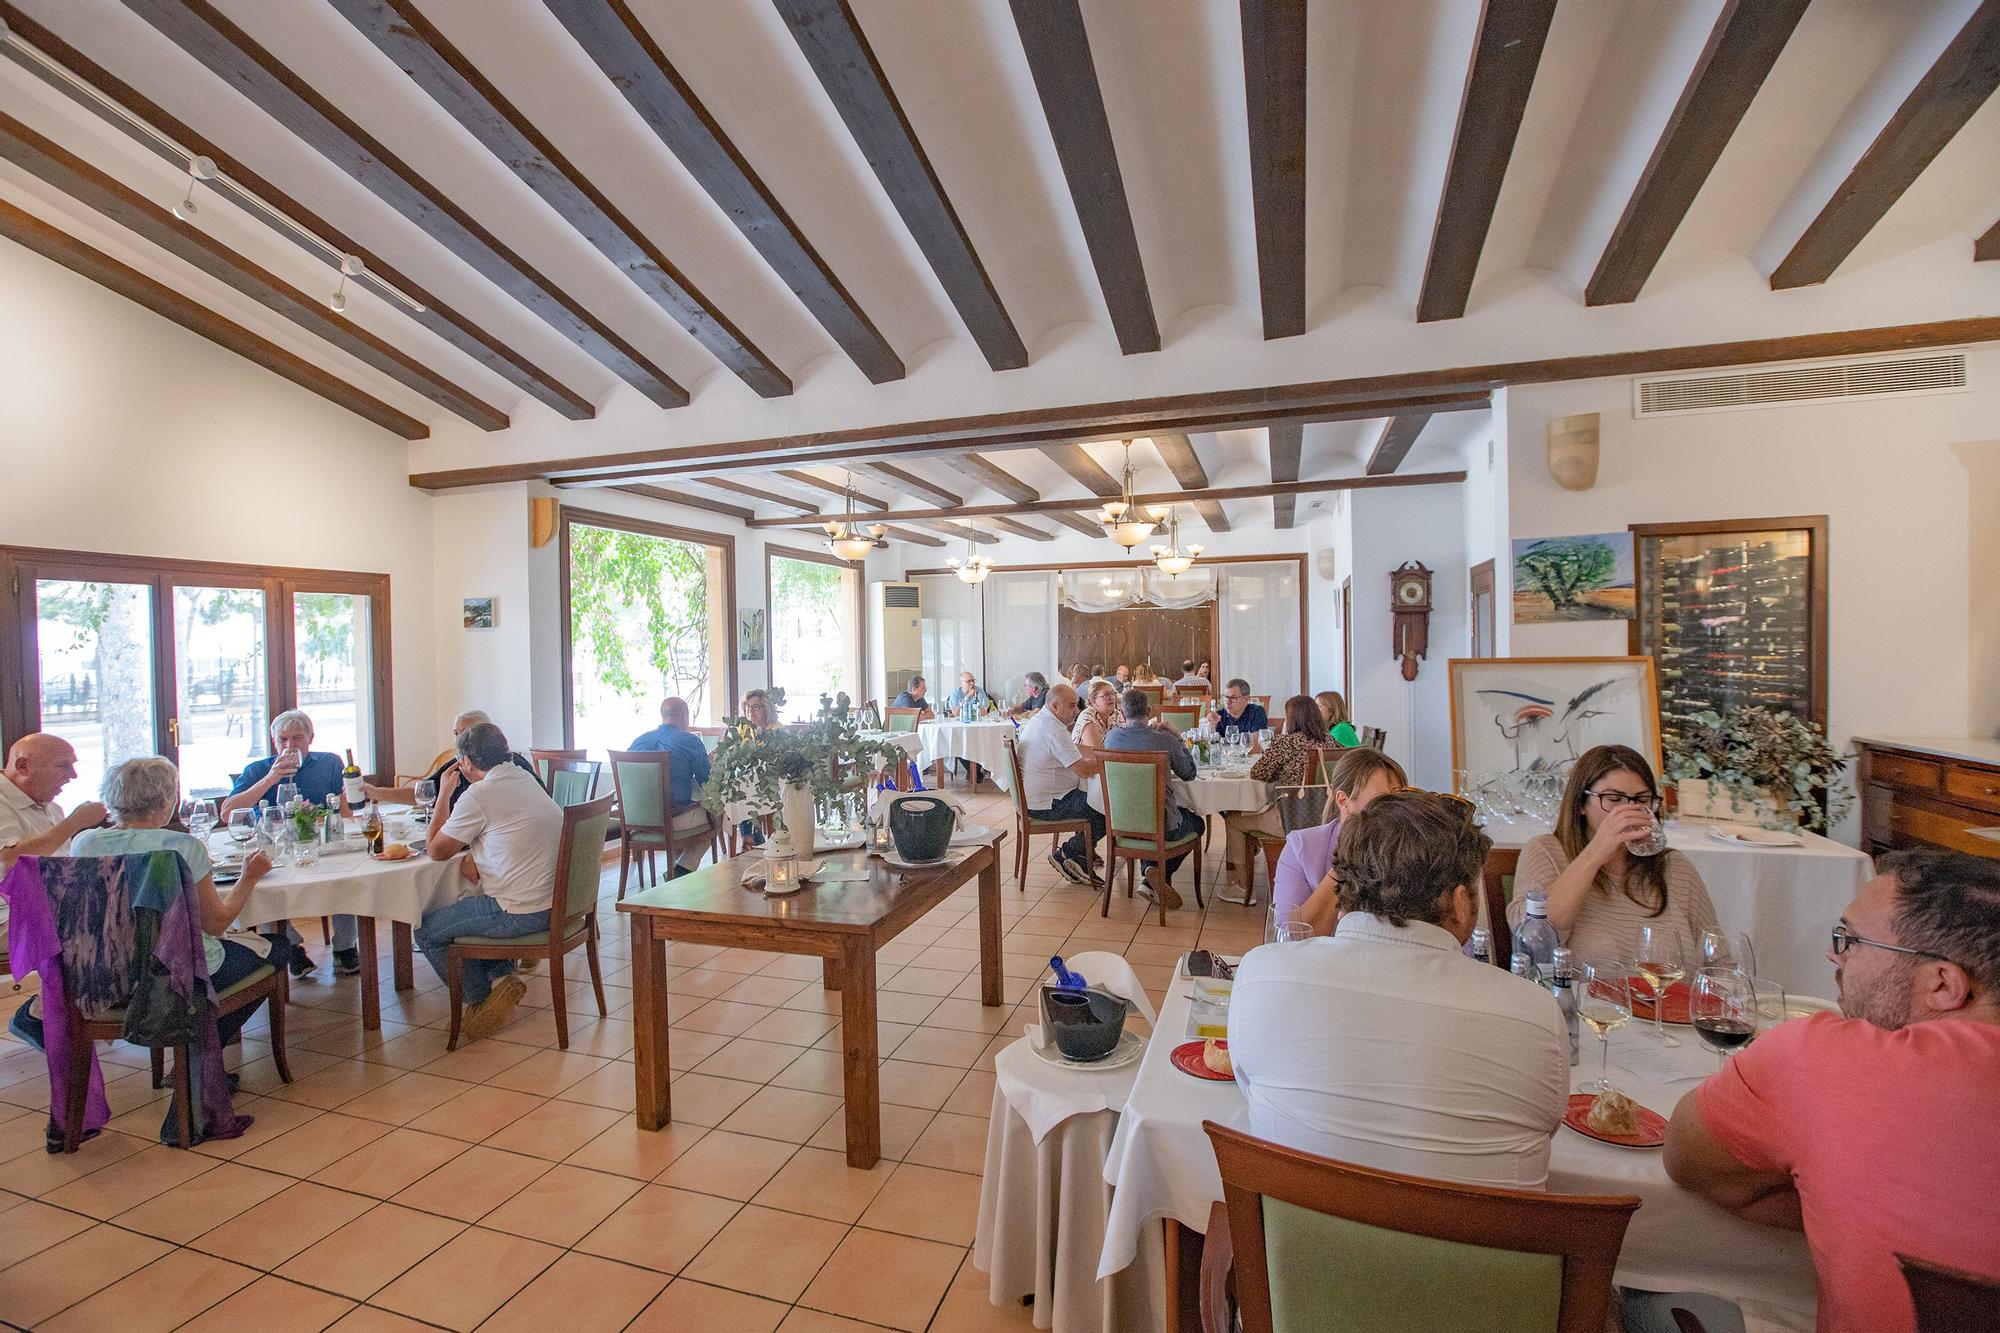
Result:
[1510, 532, 1635, 623]
[462, 596, 496, 630]
[1448, 656, 1661, 785]
[739, 607, 766, 662]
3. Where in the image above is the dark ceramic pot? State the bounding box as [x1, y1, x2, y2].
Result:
[888, 795, 955, 862]
[1042, 986, 1129, 1062]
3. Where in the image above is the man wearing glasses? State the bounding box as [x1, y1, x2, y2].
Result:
[1665, 850, 2000, 1333]
[1210, 678, 1268, 739]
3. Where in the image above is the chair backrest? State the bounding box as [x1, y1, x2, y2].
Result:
[552, 795, 616, 929]
[607, 750, 675, 831]
[1272, 785, 1330, 835]
[529, 748, 586, 789]
[1159, 706, 1201, 734]
[1002, 735, 1033, 820]
[1360, 726, 1388, 750]
[547, 759, 601, 807]
[1097, 750, 1168, 845]
[1899, 1253, 2000, 1333]
[692, 726, 723, 753]
[884, 706, 922, 734]
[1204, 1122, 1639, 1333]
[1482, 846, 1520, 967]
[1131, 683, 1166, 710]
[1177, 683, 1212, 699]
[1249, 694, 1272, 713]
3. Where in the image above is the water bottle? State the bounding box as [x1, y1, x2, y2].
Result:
[1551, 945, 1580, 1066]
[1466, 927, 1491, 966]
[1510, 951, 1531, 978]
[1517, 891, 1560, 984]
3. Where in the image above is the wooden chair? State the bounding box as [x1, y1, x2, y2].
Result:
[528, 748, 586, 790]
[397, 747, 455, 786]
[1202, 1121, 1639, 1333]
[447, 795, 614, 1052]
[1159, 705, 1201, 734]
[1481, 846, 1521, 967]
[1002, 735, 1097, 891]
[1359, 726, 1388, 749]
[1096, 750, 1204, 926]
[1899, 1253, 2000, 1332]
[1248, 694, 1272, 714]
[1253, 782, 1335, 901]
[1175, 683, 1212, 701]
[546, 758, 602, 807]
[608, 750, 721, 899]
[1130, 683, 1166, 712]
[883, 706, 923, 734]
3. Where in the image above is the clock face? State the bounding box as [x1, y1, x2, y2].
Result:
[1396, 578, 1427, 606]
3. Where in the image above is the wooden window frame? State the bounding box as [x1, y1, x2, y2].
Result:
[1468, 559, 1496, 659]
[0, 544, 395, 779]
[763, 543, 868, 711]
[558, 506, 739, 744]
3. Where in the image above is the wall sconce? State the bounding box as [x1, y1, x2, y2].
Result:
[1547, 413, 1600, 491]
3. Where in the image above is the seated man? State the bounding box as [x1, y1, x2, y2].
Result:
[1017, 683, 1102, 885]
[941, 672, 996, 782]
[1230, 791, 1567, 1186]
[1112, 664, 1133, 687]
[1665, 850, 2000, 1333]
[1008, 672, 1050, 719]
[363, 709, 534, 818]
[416, 722, 564, 1043]
[1, 734, 109, 1047]
[1174, 659, 1209, 688]
[221, 710, 358, 980]
[1210, 678, 1269, 738]
[1102, 688, 1201, 910]
[626, 696, 714, 876]
[890, 674, 934, 719]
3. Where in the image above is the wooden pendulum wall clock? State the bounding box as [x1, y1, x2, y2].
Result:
[1391, 562, 1433, 682]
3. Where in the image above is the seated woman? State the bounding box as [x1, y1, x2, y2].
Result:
[24, 757, 289, 1055]
[1508, 744, 1720, 963]
[1221, 696, 1330, 895]
[1315, 690, 1361, 747]
[1071, 679, 1121, 750]
[1270, 747, 1406, 938]
[1132, 662, 1160, 685]
[736, 689, 780, 847]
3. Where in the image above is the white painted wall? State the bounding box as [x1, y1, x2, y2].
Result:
[0, 237, 440, 769]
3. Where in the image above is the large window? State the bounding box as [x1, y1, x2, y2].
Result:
[1, 547, 393, 800]
[562, 508, 734, 756]
[766, 548, 862, 717]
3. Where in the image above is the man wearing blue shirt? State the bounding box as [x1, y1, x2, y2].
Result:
[627, 697, 716, 876]
[1212, 678, 1269, 738]
[221, 710, 360, 979]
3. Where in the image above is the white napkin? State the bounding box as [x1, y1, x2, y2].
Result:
[1057, 950, 1158, 1025]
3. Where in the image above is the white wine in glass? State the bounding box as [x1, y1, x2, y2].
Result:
[1635, 926, 1686, 1049]
[1578, 958, 1631, 1093]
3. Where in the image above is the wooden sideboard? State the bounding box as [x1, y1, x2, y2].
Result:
[1854, 739, 2000, 860]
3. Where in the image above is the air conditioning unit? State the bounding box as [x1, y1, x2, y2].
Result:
[1632, 349, 1969, 418]
[869, 581, 921, 708]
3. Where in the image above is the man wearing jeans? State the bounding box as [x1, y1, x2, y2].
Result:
[417, 722, 563, 1042]
[1018, 684, 1101, 885]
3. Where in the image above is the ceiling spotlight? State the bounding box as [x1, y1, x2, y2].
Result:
[327, 253, 364, 314]
[171, 155, 218, 222]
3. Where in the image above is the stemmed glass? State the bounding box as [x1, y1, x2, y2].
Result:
[1634, 926, 1686, 1048]
[185, 798, 218, 845]
[227, 809, 256, 845]
[1692, 966, 1754, 1069]
[258, 805, 284, 847]
[1749, 976, 1788, 1036]
[1578, 958, 1632, 1093]
[1700, 929, 1757, 978]
[412, 779, 438, 824]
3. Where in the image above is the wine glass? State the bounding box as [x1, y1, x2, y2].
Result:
[412, 779, 437, 824]
[1692, 966, 1754, 1068]
[1634, 926, 1686, 1048]
[276, 781, 300, 810]
[1275, 920, 1314, 943]
[187, 798, 217, 845]
[1266, 905, 1306, 946]
[1578, 958, 1632, 1093]
[1749, 976, 1788, 1036]
[258, 805, 284, 847]
[1700, 929, 1757, 978]
[227, 809, 256, 845]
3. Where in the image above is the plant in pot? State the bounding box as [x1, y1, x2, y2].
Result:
[1665, 707, 1853, 833]
[701, 693, 902, 854]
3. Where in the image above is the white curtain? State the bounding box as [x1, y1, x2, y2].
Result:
[1141, 567, 1217, 609]
[915, 574, 983, 700]
[1058, 566, 1216, 612]
[1219, 562, 1301, 703]
[984, 571, 1059, 707]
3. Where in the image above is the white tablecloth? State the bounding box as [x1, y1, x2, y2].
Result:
[209, 830, 464, 928]
[1184, 769, 1269, 818]
[859, 730, 925, 760]
[920, 720, 1020, 789]
[1487, 819, 1871, 996]
[1097, 967, 1818, 1333]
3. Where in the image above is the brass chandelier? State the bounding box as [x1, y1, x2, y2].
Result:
[1097, 443, 1170, 548]
[821, 471, 889, 561]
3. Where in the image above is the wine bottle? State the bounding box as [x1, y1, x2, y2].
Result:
[342, 749, 366, 806]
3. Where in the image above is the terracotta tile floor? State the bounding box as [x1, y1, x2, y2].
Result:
[0, 788, 1264, 1330]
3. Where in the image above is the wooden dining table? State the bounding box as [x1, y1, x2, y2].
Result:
[617, 839, 1005, 1167]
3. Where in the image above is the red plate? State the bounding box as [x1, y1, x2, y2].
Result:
[1563, 1093, 1666, 1148]
[1629, 979, 1692, 1025]
[1170, 1040, 1234, 1081]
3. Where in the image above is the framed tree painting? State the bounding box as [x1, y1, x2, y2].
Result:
[1448, 656, 1661, 783]
[1511, 533, 1635, 623]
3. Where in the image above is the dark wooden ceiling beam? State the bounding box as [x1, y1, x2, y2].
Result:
[1268, 422, 1302, 529]
[697, 476, 817, 512]
[1191, 501, 1232, 533]
[1586, 0, 1809, 306]
[776, 469, 890, 510]
[331, 0, 789, 398]
[856, 461, 960, 506]
[0, 4, 593, 421]
[1416, 0, 1558, 323]
[932, 451, 1040, 506]
[1037, 443, 1122, 497]
[1241, 0, 1307, 339]
[984, 515, 1055, 541]
[0, 110, 507, 430]
[922, 520, 1001, 545]
[746, 471, 1466, 528]
[774, 0, 1026, 372]
[0, 199, 425, 439]
[882, 525, 947, 548]
[121, 0, 686, 407]
[545, 0, 902, 383]
[1979, 216, 2000, 261]
[1008, 0, 1160, 354]
[1364, 412, 1434, 476]
[1771, 0, 2000, 289]
[1149, 433, 1209, 490]
[607, 483, 754, 521]
[1048, 511, 1112, 538]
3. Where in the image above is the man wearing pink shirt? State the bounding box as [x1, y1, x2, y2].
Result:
[1665, 850, 2000, 1333]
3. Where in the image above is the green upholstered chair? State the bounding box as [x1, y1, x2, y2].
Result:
[528, 748, 586, 790]
[446, 794, 614, 1052]
[1159, 706, 1202, 734]
[1002, 734, 1096, 891]
[1202, 1121, 1639, 1333]
[883, 706, 923, 734]
[1482, 847, 1521, 968]
[608, 750, 719, 899]
[546, 759, 602, 808]
[1095, 750, 1203, 927]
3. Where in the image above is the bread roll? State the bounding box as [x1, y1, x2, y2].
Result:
[1586, 1089, 1641, 1136]
[1202, 1039, 1233, 1076]
[376, 843, 413, 862]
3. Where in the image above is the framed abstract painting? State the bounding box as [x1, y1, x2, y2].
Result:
[1448, 656, 1661, 783]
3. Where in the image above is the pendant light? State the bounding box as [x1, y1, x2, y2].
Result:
[1149, 507, 1203, 577]
[821, 470, 890, 561]
[1097, 442, 1170, 548]
[947, 535, 992, 584]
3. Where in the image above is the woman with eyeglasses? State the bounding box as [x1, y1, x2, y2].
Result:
[1509, 744, 1721, 964]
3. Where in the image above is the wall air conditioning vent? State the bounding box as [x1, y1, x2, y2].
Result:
[1632, 349, 1969, 418]
[882, 583, 919, 609]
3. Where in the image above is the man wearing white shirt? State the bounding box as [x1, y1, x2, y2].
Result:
[1229, 790, 1568, 1188]
[418, 722, 564, 1042]
[1016, 684, 1101, 885]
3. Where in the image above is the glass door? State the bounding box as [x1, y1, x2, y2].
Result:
[293, 591, 376, 774]
[33, 578, 161, 802]
[169, 585, 269, 797]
